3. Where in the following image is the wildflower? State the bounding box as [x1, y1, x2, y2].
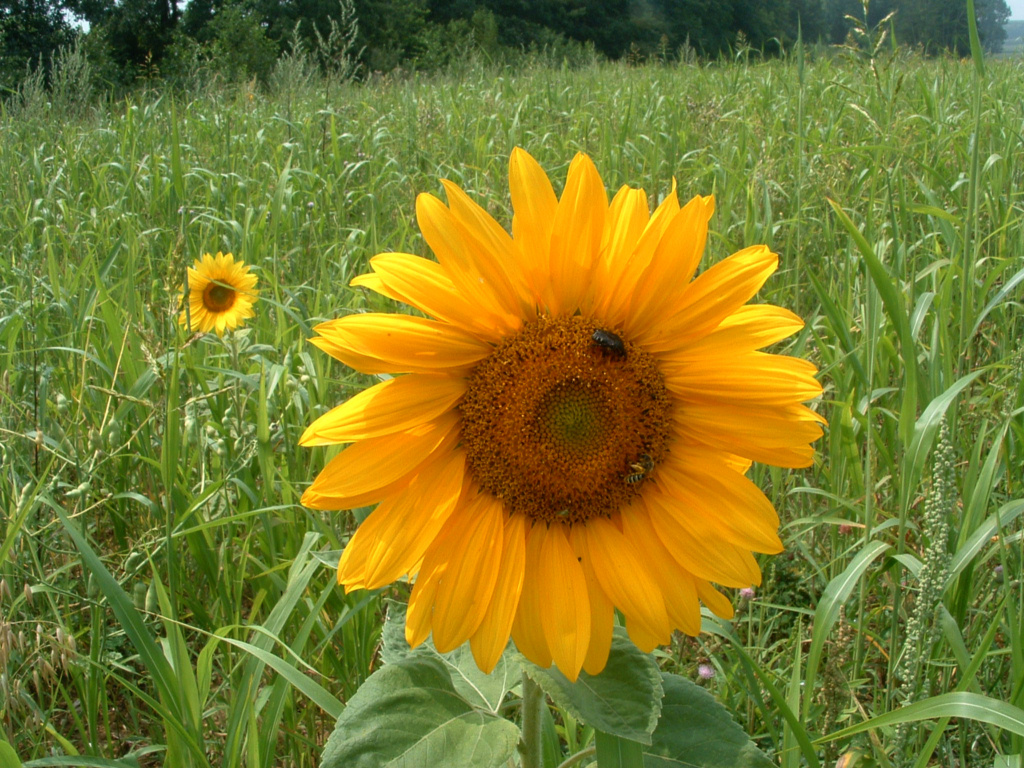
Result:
[739, 587, 755, 600]
[697, 662, 716, 680]
[303, 149, 824, 680]
[178, 252, 259, 336]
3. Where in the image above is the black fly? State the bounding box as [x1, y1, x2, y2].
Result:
[591, 329, 626, 359]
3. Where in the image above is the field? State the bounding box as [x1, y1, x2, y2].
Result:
[1, 45, 1023, 768]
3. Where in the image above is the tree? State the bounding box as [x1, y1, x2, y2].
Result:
[975, 0, 1010, 52]
[71, 0, 179, 78]
[0, 0, 75, 91]
[652, 0, 736, 56]
[826, 0, 1010, 55]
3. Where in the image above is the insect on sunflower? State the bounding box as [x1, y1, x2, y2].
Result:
[178, 252, 259, 336]
[302, 149, 825, 681]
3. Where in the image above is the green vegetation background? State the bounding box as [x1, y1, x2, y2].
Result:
[0, 0, 1014, 97]
[1, 39, 1023, 768]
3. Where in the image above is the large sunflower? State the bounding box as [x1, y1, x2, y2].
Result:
[178, 252, 259, 335]
[302, 149, 824, 681]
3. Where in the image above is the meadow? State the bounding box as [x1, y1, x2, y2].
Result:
[1, 43, 1023, 768]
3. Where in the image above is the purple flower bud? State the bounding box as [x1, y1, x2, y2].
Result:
[697, 663, 715, 680]
[739, 587, 755, 600]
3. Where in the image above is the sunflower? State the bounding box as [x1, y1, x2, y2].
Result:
[178, 252, 259, 335]
[302, 149, 824, 681]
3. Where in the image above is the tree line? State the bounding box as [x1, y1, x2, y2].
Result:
[0, 0, 1013, 94]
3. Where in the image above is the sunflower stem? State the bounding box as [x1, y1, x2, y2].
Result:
[519, 670, 544, 768]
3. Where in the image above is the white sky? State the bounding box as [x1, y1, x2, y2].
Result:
[1009, 0, 1024, 19]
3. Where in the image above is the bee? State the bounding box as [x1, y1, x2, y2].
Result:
[625, 453, 655, 484]
[591, 328, 626, 359]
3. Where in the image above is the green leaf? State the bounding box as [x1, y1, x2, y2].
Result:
[53, 510, 194, 739]
[320, 656, 519, 768]
[827, 198, 919, 446]
[596, 730, 645, 768]
[900, 370, 983, 518]
[379, 599, 417, 664]
[212, 633, 344, 720]
[524, 628, 664, 745]
[948, 500, 1024, 582]
[820, 692, 1024, 743]
[0, 740, 21, 768]
[966, 0, 986, 77]
[438, 645, 522, 715]
[379, 600, 521, 713]
[23, 759, 143, 768]
[802, 539, 890, 719]
[643, 673, 773, 767]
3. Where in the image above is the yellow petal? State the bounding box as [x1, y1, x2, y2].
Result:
[625, 195, 714, 339]
[511, 522, 553, 669]
[537, 522, 590, 681]
[619, 505, 702, 636]
[419, 492, 505, 653]
[338, 449, 467, 590]
[580, 516, 671, 646]
[663, 352, 823, 407]
[640, 245, 778, 351]
[642, 491, 762, 588]
[300, 468, 416, 511]
[470, 511, 527, 673]
[696, 580, 735, 620]
[509, 147, 558, 310]
[582, 185, 649, 317]
[676, 402, 826, 468]
[596, 182, 681, 326]
[667, 304, 805, 358]
[416, 192, 523, 331]
[655, 451, 783, 555]
[300, 374, 465, 445]
[569, 526, 615, 676]
[303, 411, 459, 502]
[352, 252, 507, 343]
[406, 566, 441, 648]
[441, 179, 535, 319]
[310, 314, 492, 374]
[623, 620, 662, 654]
[548, 153, 607, 315]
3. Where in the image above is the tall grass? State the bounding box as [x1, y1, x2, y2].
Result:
[1, 48, 1022, 767]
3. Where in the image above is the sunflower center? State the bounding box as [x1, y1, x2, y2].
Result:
[459, 315, 672, 524]
[203, 282, 236, 312]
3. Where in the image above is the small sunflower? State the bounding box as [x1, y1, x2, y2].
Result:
[303, 149, 824, 681]
[178, 252, 259, 335]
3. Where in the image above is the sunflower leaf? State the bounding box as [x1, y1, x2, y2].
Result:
[643, 672, 774, 767]
[437, 645, 522, 714]
[380, 600, 522, 713]
[320, 656, 519, 768]
[380, 599, 419, 664]
[523, 628, 664, 744]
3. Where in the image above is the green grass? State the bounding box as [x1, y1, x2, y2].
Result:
[1, 47, 1023, 767]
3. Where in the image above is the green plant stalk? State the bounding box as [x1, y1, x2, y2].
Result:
[520, 672, 544, 768]
[959, 0, 985, 368]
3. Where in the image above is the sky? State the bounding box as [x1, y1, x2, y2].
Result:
[1010, 0, 1024, 20]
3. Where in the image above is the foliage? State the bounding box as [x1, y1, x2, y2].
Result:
[831, 0, 1012, 55]
[6, 0, 1017, 96]
[0, 0, 75, 94]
